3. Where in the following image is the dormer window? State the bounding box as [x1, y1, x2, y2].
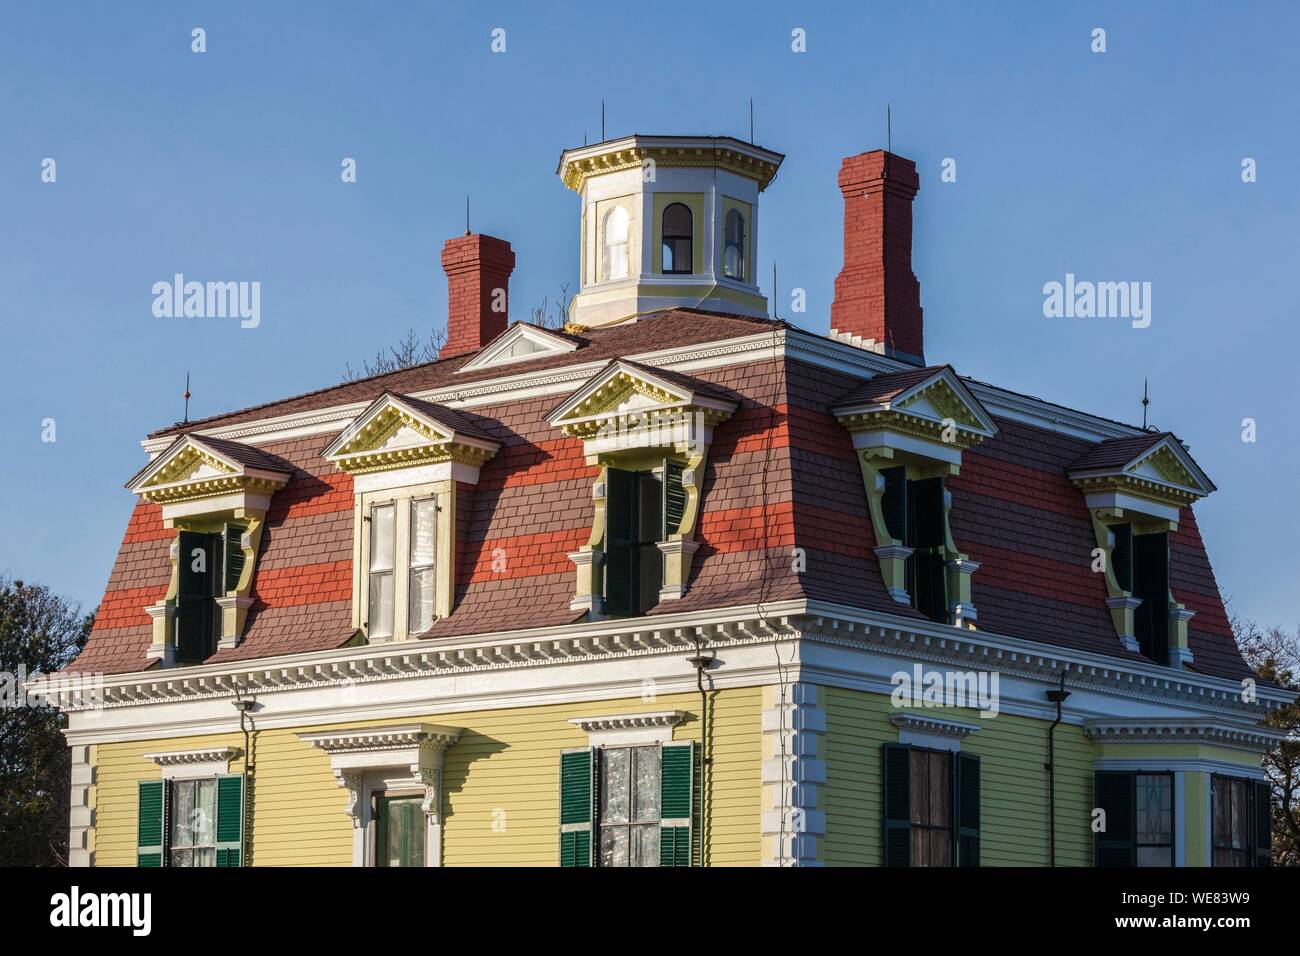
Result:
[723, 208, 745, 280]
[603, 206, 629, 281]
[323, 392, 501, 643]
[125, 433, 292, 665]
[661, 203, 692, 274]
[548, 360, 737, 616]
[833, 366, 997, 629]
[1069, 432, 1215, 667]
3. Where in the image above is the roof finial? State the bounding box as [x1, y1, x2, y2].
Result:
[465, 195, 470, 236]
[1142, 378, 1150, 430]
[601, 99, 605, 141]
[887, 103, 892, 153]
[183, 372, 191, 424]
[749, 97, 754, 144]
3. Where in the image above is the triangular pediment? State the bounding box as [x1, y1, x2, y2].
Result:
[1129, 442, 1197, 488]
[833, 366, 997, 440]
[547, 359, 735, 428]
[323, 393, 501, 475]
[126, 434, 292, 509]
[130, 437, 257, 491]
[458, 323, 580, 373]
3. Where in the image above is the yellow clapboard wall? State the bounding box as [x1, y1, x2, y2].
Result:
[94, 687, 762, 867]
[821, 687, 1096, 866]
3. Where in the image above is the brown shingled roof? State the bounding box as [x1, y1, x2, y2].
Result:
[830, 364, 952, 409]
[382, 393, 500, 444]
[150, 309, 784, 440]
[1067, 432, 1171, 472]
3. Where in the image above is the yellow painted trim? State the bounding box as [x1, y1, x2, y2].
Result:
[651, 192, 706, 275]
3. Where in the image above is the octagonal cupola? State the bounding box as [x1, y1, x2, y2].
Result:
[557, 135, 783, 328]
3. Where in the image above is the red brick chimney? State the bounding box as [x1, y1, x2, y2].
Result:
[440, 233, 515, 358]
[830, 150, 924, 364]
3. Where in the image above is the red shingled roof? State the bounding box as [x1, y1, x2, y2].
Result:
[70, 310, 1255, 684]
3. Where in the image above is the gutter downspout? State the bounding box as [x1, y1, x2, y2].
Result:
[233, 689, 256, 868]
[688, 641, 715, 868]
[1045, 672, 1071, 867]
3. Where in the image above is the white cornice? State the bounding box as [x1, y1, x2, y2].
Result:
[888, 712, 983, 739]
[299, 723, 461, 755]
[569, 711, 685, 734]
[143, 745, 240, 766]
[1082, 717, 1287, 753]
[34, 597, 1293, 741]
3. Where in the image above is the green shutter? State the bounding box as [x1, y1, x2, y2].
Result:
[955, 753, 980, 866]
[177, 530, 216, 663]
[215, 773, 244, 867]
[1133, 532, 1170, 664]
[882, 743, 911, 867]
[1108, 523, 1133, 592]
[880, 467, 908, 542]
[224, 524, 246, 593]
[1094, 771, 1136, 867]
[1253, 780, 1272, 867]
[559, 749, 594, 867]
[662, 460, 687, 538]
[137, 779, 165, 867]
[660, 742, 694, 867]
[603, 468, 636, 617]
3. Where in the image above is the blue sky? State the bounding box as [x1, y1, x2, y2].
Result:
[1, 2, 1296, 629]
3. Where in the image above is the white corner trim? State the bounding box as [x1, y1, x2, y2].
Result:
[890, 712, 982, 752]
[569, 710, 685, 747]
[142, 746, 241, 780]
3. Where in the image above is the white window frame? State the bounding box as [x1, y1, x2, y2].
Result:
[354, 481, 454, 643]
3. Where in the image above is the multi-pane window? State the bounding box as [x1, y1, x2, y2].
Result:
[374, 794, 425, 867]
[168, 778, 217, 867]
[909, 748, 953, 867]
[598, 745, 662, 867]
[368, 503, 396, 639]
[1135, 773, 1173, 866]
[661, 203, 692, 274]
[408, 498, 437, 634]
[1212, 776, 1251, 867]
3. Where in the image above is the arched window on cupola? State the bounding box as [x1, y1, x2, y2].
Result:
[661, 203, 692, 274]
[602, 206, 629, 281]
[723, 208, 746, 280]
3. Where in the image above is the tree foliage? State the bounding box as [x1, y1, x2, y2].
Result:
[1233, 614, 1300, 866]
[0, 576, 93, 866]
[344, 327, 447, 381]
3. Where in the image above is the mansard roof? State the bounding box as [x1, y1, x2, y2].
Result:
[70, 310, 1254, 686]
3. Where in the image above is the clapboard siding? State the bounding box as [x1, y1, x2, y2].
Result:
[93, 687, 761, 867]
[821, 687, 1095, 866]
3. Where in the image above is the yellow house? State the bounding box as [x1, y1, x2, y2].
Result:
[36, 137, 1290, 868]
